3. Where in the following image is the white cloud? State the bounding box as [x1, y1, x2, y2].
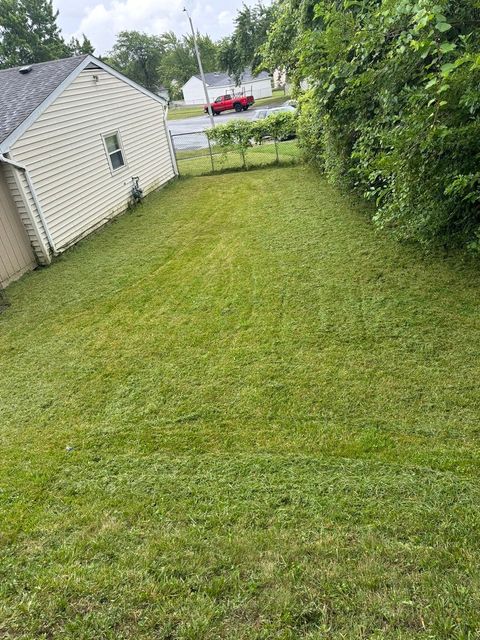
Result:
[73, 0, 184, 53]
[218, 10, 234, 28]
[54, 0, 272, 55]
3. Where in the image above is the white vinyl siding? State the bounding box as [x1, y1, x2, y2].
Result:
[10, 69, 175, 252]
[0, 166, 36, 286]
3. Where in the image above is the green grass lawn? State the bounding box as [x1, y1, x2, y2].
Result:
[168, 104, 205, 121]
[168, 89, 290, 120]
[2, 166, 480, 639]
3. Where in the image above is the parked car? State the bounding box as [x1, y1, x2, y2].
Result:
[253, 105, 298, 141]
[253, 105, 296, 121]
[205, 94, 255, 115]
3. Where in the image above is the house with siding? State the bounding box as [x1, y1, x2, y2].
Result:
[0, 55, 177, 288]
[182, 68, 272, 105]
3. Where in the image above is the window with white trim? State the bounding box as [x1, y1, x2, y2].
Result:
[103, 132, 125, 171]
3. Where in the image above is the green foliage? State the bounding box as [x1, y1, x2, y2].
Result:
[207, 112, 297, 149]
[0, 0, 71, 68]
[158, 32, 219, 99]
[296, 91, 324, 168]
[251, 111, 297, 142]
[218, 2, 274, 79]
[206, 114, 297, 168]
[266, 0, 480, 250]
[206, 119, 253, 149]
[206, 120, 253, 167]
[68, 34, 94, 56]
[107, 30, 221, 99]
[261, 0, 318, 74]
[105, 31, 166, 93]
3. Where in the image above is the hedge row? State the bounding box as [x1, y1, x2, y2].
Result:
[275, 0, 480, 250]
[206, 112, 297, 149]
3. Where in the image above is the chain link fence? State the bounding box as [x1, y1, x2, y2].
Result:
[170, 131, 300, 177]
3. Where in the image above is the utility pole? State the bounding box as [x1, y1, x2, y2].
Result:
[184, 7, 215, 129]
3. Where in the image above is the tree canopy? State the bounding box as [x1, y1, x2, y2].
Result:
[0, 0, 71, 68]
[105, 30, 221, 99]
[159, 32, 219, 98]
[218, 2, 274, 79]
[105, 31, 166, 94]
[68, 35, 94, 57]
[0, 0, 95, 69]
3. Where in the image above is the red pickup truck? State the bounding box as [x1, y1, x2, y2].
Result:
[205, 94, 255, 115]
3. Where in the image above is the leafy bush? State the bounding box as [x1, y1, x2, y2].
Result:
[252, 111, 298, 142]
[266, 0, 480, 250]
[206, 113, 298, 167]
[206, 119, 253, 150]
[206, 120, 253, 168]
[296, 91, 324, 169]
[207, 112, 297, 147]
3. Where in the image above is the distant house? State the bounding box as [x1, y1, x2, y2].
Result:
[182, 69, 272, 105]
[0, 55, 177, 288]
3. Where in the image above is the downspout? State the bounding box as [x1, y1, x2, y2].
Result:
[0, 153, 57, 255]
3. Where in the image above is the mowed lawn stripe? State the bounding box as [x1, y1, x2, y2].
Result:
[1, 166, 480, 638]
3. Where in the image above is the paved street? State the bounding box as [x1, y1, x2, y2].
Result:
[168, 108, 256, 136]
[168, 109, 258, 151]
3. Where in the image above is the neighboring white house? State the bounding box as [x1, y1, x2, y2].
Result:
[0, 55, 177, 288]
[182, 69, 272, 105]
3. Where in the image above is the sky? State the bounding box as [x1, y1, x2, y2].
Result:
[52, 0, 268, 55]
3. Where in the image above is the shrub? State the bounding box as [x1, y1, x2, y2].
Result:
[267, 0, 480, 250]
[206, 119, 253, 150]
[296, 91, 324, 169]
[252, 111, 298, 142]
[206, 120, 253, 168]
[206, 113, 298, 166]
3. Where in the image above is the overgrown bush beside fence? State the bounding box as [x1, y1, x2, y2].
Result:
[206, 120, 253, 169]
[268, 0, 480, 251]
[206, 112, 298, 168]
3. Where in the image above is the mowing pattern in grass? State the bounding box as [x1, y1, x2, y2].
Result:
[1, 167, 480, 639]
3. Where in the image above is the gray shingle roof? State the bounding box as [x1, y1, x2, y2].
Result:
[198, 68, 271, 88]
[0, 55, 89, 146]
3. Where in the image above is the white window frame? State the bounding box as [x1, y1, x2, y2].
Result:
[101, 130, 128, 174]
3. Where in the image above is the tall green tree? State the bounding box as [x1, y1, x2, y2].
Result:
[0, 0, 71, 68]
[218, 2, 274, 80]
[106, 31, 166, 93]
[68, 34, 94, 56]
[158, 31, 219, 99]
[260, 0, 318, 74]
[106, 29, 220, 99]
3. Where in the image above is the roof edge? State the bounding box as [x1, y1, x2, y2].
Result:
[90, 57, 168, 107]
[0, 55, 167, 154]
[0, 56, 91, 153]
[183, 70, 271, 90]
